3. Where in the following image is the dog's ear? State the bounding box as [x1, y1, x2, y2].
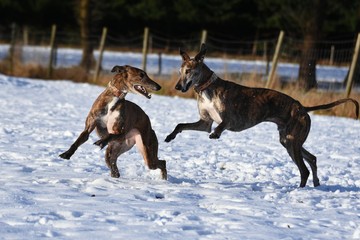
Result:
[195, 43, 207, 62]
[180, 48, 190, 61]
[111, 65, 126, 73]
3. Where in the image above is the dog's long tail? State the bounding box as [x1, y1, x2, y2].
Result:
[304, 98, 359, 119]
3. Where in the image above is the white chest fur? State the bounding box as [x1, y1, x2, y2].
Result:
[199, 92, 222, 124]
[101, 97, 120, 133]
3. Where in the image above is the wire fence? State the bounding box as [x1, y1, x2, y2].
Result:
[0, 25, 358, 90]
[1, 26, 356, 62]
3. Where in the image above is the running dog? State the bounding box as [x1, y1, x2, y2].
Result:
[60, 65, 167, 180]
[165, 43, 359, 187]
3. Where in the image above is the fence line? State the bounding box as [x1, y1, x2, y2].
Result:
[1, 25, 359, 93]
[2, 25, 357, 64]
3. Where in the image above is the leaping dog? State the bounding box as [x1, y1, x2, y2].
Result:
[165, 43, 359, 187]
[60, 65, 167, 180]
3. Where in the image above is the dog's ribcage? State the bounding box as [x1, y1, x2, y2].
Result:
[199, 92, 222, 124]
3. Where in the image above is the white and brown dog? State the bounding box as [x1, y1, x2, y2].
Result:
[60, 65, 167, 180]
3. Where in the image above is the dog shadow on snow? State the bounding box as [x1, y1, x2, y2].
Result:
[167, 175, 197, 185]
[315, 184, 360, 193]
[168, 175, 360, 193]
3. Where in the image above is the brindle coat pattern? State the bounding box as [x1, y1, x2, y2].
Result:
[165, 43, 359, 187]
[59, 65, 167, 180]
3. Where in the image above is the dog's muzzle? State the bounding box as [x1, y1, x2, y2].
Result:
[175, 79, 192, 92]
[175, 84, 182, 91]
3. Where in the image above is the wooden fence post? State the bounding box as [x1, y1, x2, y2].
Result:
[158, 52, 162, 75]
[93, 27, 108, 83]
[142, 27, 149, 71]
[329, 45, 335, 65]
[200, 29, 207, 48]
[265, 30, 285, 89]
[47, 24, 57, 78]
[263, 41, 270, 76]
[23, 26, 29, 45]
[9, 23, 17, 74]
[345, 33, 360, 98]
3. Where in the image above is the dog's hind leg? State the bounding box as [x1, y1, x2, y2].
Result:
[302, 147, 320, 187]
[287, 143, 310, 188]
[279, 120, 311, 187]
[105, 141, 133, 178]
[152, 159, 168, 180]
[141, 130, 167, 180]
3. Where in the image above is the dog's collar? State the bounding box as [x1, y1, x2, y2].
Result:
[108, 83, 127, 99]
[117, 91, 127, 99]
[195, 72, 218, 93]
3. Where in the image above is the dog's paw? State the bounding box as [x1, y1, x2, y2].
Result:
[93, 139, 107, 149]
[59, 152, 71, 160]
[161, 170, 168, 180]
[209, 132, 220, 139]
[110, 170, 120, 178]
[165, 134, 174, 142]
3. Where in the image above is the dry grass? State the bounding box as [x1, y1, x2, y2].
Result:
[283, 89, 359, 118]
[0, 60, 359, 119]
[0, 60, 91, 83]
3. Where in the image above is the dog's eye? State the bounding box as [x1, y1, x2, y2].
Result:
[185, 69, 191, 74]
[139, 72, 145, 78]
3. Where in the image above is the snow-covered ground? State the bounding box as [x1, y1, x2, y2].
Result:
[0, 74, 359, 239]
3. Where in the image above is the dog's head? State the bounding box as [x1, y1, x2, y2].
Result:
[108, 65, 161, 99]
[175, 43, 207, 92]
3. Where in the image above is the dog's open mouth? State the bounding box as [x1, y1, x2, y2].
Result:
[134, 85, 151, 99]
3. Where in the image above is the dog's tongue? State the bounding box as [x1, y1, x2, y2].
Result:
[135, 85, 151, 98]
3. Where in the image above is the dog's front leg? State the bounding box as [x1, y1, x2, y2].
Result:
[165, 119, 212, 142]
[59, 116, 96, 159]
[209, 121, 227, 139]
[59, 129, 91, 159]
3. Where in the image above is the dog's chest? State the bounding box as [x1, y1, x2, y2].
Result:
[199, 92, 223, 124]
[101, 97, 122, 133]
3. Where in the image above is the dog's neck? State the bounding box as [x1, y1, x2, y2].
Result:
[195, 72, 218, 93]
[107, 82, 128, 99]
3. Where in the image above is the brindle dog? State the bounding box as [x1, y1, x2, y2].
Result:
[165, 43, 359, 187]
[60, 65, 167, 180]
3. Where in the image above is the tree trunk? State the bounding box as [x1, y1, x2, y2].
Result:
[296, 0, 325, 91]
[78, 0, 94, 73]
[298, 34, 318, 90]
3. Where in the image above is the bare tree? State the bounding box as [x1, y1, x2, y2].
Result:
[282, 0, 325, 91]
[77, 0, 95, 73]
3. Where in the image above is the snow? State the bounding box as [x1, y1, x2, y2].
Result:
[0, 73, 359, 239]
